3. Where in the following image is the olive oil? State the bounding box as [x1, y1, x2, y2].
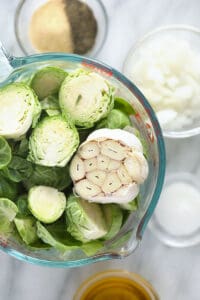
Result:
[80, 275, 157, 300]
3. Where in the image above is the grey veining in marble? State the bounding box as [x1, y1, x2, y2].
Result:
[1, 1, 200, 300]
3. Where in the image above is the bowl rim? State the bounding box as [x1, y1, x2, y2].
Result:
[1, 52, 166, 267]
[14, 0, 108, 58]
[123, 24, 200, 139]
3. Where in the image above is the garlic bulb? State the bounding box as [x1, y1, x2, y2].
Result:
[70, 129, 148, 204]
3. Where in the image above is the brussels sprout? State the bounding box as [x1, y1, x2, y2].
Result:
[31, 66, 67, 100]
[0, 83, 41, 139]
[0, 198, 18, 234]
[59, 70, 114, 128]
[41, 95, 60, 116]
[66, 195, 107, 243]
[96, 109, 131, 129]
[102, 204, 123, 240]
[28, 186, 66, 223]
[28, 115, 79, 167]
[14, 216, 38, 245]
[23, 164, 71, 191]
[0, 137, 12, 169]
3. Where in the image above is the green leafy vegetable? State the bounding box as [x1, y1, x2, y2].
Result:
[96, 109, 131, 129]
[16, 194, 30, 216]
[102, 204, 123, 240]
[119, 198, 138, 211]
[0, 176, 18, 200]
[0, 198, 18, 235]
[36, 221, 81, 252]
[1, 156, 33, 183]
[0, 83, 41, 138]
[23, 164, 71, 191]
[28, 186, 66, 223]
[41, 95, 60, 116]
[28, 115, 79, 167]
[14, 216, 38, 245]
[66, 195, 107, 243]
[59, 69, 114, 128]
[31, 66, 67, 100]
[114, 97, 136, 115]
[14, 138, 29, 158]
[0, 137, 12, 169]
[37, 221, 103, 255]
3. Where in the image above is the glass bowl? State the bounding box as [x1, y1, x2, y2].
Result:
[0, 43, 165, 267]
[73, 270, 160, 300]
[15, 0, 108, 57]
[123, 25, 200, 139]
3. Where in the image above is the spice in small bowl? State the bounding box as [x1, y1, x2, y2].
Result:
[15, 0, 108, 57]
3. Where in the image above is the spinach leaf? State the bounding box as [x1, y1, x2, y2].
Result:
[15, 138, 29, 158]
[1, 156, 33, 183]
[16, 194, 30, 216]
[36, 221, 103, 255]
[114, 97, 136, 115]
[0, 176, 18, 200]
[96, 109, 131, 129]
[23, 164, 71, 191]
[78, 127, 93, 143]
[0, 137, 12, 169]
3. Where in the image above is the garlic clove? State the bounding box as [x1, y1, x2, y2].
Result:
[86, 170, 106, 186]
[70, 155, 85, 181]
[79, 141, 100, 159]
[107, 159, 121, 171]
[97, 154, 110, 170]
[84, 157, 97, 172]
[100, 140, 127, 160]
[102, 172, 122, 194]
[117, 164, 132, 185]
[75, 179, 101, 198]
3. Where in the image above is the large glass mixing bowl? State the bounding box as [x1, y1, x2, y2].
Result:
[0, 43, 165, 268]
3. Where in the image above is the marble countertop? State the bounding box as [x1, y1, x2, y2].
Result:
[1, 1, 200, 299]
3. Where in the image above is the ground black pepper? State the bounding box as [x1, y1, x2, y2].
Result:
[64, 0, 98, 54]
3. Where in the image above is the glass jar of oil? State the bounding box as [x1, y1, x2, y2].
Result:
[73, 270, 159, 300]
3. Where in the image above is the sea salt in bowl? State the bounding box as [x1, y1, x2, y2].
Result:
[123, 25, 200, 138]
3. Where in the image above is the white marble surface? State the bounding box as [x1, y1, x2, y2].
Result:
[1, 0, 200, 299]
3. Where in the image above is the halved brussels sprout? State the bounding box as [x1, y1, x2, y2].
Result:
[28, 185, 66, 224]
[59, 69, 114, 128]
[28, 115, 79, 167]
[66, 195, 107, 242]
[0, 83, 41, 139]
[31, 66, 67, 100]
[102, 204, 123, 240]
[0, 198, 18, 234]
[14, 216, 38, 245]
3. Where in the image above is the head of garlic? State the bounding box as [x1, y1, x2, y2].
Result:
[70, 128, 148, 204]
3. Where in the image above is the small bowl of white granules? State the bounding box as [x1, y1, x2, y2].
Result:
[123, 25, 200, 138]
[149, 172, 200, 247]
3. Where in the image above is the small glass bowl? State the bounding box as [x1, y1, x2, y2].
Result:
[149, 172, 200, 248]
[73, 270, 160, 300]
[123, 25, 200, 139]
[15, 0, 108, 57]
